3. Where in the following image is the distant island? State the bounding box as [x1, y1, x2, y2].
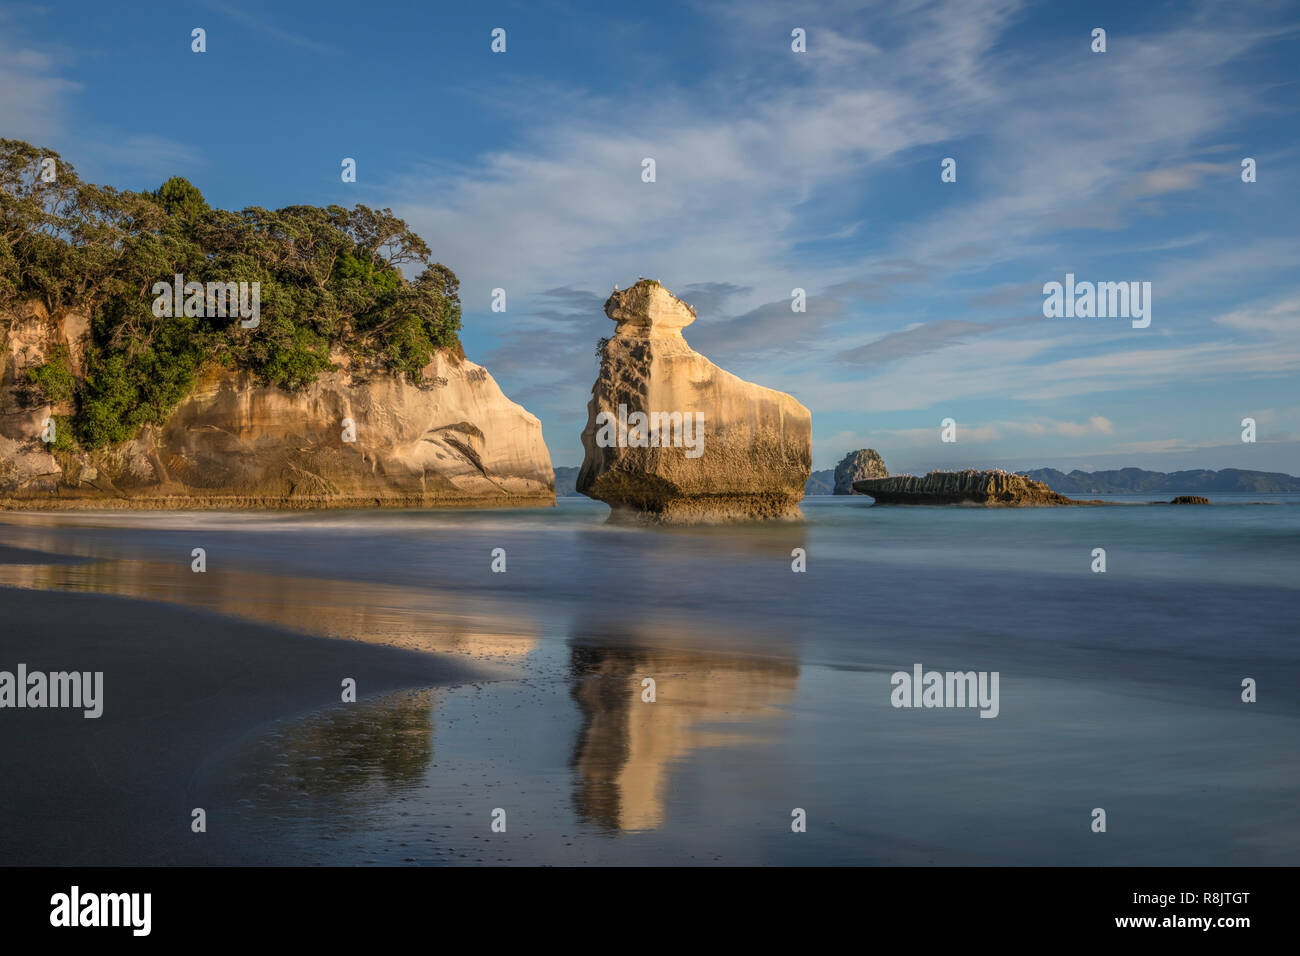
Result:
[553, 466, 583, 496]
[1020, 467, 1300, 495]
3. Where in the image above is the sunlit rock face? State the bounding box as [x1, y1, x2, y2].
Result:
[1, 302, 554, 509]
[577, 280, 811, 523]
[833, 448, 887, 495]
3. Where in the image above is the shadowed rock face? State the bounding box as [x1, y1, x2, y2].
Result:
[1, 302, 554, 509]
[577, 280, 811, 523]
[853, 469, 1090, 506]
[833, 448, 887, 494]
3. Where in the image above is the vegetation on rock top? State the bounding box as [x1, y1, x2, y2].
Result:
[1, 139, 462, 448]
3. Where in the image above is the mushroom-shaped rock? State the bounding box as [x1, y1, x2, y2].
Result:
[577, 279, 811, 522]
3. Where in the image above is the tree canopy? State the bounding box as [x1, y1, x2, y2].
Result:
[0, 139, 462, 448]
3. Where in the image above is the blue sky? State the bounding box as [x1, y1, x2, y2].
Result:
[4, 0, 1298, 472]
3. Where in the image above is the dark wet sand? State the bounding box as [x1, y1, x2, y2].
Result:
[0, 582, 485, 865]
[0, 543, 86, 565]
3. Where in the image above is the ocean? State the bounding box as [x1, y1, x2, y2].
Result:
[1, 495, 1297, 864]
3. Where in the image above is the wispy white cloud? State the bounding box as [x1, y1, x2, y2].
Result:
[88, 134, 205, 181]
[0, 9, 79, 141]
[791, 322, 1300, 417]
[1123, 162, 1233, 198]
[395, 0, 1298, 466]
[868, 415, 1115, 447]
[196, 0, 336, 55]
[1214, 295, 1300, 334]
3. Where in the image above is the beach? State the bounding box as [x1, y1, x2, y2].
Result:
[0, 565, 486, 865]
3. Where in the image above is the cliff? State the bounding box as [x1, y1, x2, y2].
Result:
[577, 280, 811, 522]
[853, 469, 1093, 506]
[1, 302, 554, 508]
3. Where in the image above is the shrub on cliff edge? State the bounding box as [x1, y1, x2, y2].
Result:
[0, 139, 462, 448]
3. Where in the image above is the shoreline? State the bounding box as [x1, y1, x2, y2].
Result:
[0, 569, 489, 865]
[0, 493, 557, 512]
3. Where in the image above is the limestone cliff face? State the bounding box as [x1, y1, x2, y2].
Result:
[1, 302, 554, 509]
[577, 280, 811, 522]
[0, 302, 76, 494]
[853, 469, 1091, 506]
[833, 448, 887, 495]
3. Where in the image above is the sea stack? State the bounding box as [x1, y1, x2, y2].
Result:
[833, 448, 887, 494]
[577, 279, 811, 522]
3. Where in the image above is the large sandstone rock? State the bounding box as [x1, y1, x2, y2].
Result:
[853, 469, 1096, 506]
[833, 448, 887, 495]
[577, 279, 811, 522]
[1, 302, 554, 509]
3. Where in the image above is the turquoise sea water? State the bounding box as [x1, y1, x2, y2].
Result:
[1, 495, 1297, 864]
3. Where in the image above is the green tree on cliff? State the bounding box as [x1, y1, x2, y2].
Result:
[0, 139, 462, 448]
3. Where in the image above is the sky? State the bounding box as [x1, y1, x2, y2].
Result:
[3, 0, 1298, 472]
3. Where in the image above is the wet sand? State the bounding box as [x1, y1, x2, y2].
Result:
[0, 543, 85, 565]
[0, 576, 486, 865]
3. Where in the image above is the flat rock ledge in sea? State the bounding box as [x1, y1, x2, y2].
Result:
[577, 279, 811, 523]
[853, 469, 1100, 506]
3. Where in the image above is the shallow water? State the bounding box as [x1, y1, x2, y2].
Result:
[2, 495, 1297, 864]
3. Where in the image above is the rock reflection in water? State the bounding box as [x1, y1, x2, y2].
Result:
[568, 641, 800, 832]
